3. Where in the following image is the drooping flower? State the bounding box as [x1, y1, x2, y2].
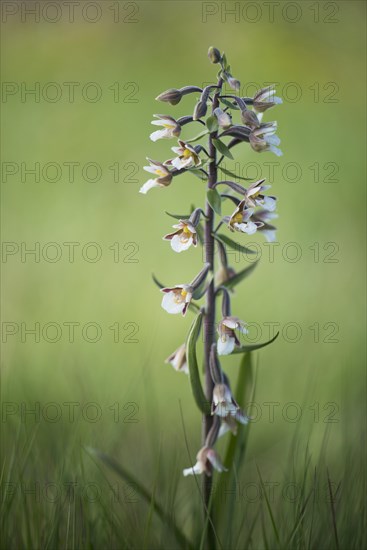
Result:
[149, 114, 181, 142]
[212, 383, 240, 417]
[140, 158, 173, 194]
[183, 446, 227, 477]
[165, 140, 201, 170]
[245, 179, 277, 212]
[217, 316, 248, 355]
[161, 285, 193, 316]
[163, 220, 197, 253]
[165, 344, 188, 374]
[214, 107, 232, 129]
[228, 201, 263, 235]
[249, 122, 282, 156]
[253, 86, 282, 116]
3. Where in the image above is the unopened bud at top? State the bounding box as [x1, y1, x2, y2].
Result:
[208, 46, 222, 64]
[156, 88, 182, 105]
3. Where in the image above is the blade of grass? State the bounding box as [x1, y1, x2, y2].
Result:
[327, 468, 340, 550]
[85, 447, 193, 550]
[256, 463, 280, 547]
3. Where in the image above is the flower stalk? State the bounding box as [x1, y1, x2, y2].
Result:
[141, 46, 282, 549]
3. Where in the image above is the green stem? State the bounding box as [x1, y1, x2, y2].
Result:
[202, 77, 223, 550]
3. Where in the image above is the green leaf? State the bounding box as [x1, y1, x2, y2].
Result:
[220, 97, 239, 110]
[188, 168, 207, 181]
[152, 273, 165, 289]
[214, 233, 257, 255]
[215, 353, 254, 528]
[186, 313, 210, 415]
[206, 115, 218, 133]
[223, 261, 259, 290]
[164, 211, 189, 220]
[221, 53, 228, 71]
[212, 138, 234, 159]
[232, 332, 279, 354]
[207, 188, 222, 215]
[85, 448, 193, 550]
[185, 130, 209, 143]
[218, 166, 251, 181]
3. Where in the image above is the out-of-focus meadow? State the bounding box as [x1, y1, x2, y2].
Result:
[1, 1, 366, 548]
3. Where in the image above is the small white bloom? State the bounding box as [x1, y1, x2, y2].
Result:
[165, 140, 201, 171]
[245, 179, 277, 212]
[253, 86, 282, 114]
[165, 344, 188, 374]
[213, 107, 232, 129]
[183, 446, 227, 477]
[140, 159, 173, 194]
[212, 383, 239, 418]
[217, 316, 248, 356]
[149, 114, 181, 142]
[249, 123, 282, 157]
[228, 203, 263, 235]
[163, 221, 197, 253]
[161, 285, 193, 316]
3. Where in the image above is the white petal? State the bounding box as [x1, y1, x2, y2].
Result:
[183, 462, 202, 476]
[143, 165, 158, 174]
[171, 234, 192, 253]
[265, 134, 281, 146]
[217, 335, 235, 356]
[262, 229, 277, 242]
[243, 221, 258, 235]
[150, 129, 168, 142]
[181, 361, 189, 375]
[268, 145, 283, 157]
[161, 292, 184, 314]
[222, 318, 238, 329]
[236, 410, 250, 425]
[218, 423, 231, 438]
[263, 196, 277, 211]
[171, 157, 185, 170]
[139, 179, 159, 194]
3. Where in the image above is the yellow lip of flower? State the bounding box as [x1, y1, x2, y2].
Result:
[232, 213, 243, 224]
[182, 149, 192, 158]
[180, 289, 188, 297]
[182, 225, 192, 235]
[155, 168, 166, 177]
[162, 123, 174, 129]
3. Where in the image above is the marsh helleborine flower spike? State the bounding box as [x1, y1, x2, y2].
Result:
[143, 48, 283, 496]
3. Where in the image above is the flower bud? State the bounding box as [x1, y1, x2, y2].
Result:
[193, 100, 208, 120]
[208, 46, 221, 64]
[155, 88, 182, 105]
[241, 109, 260, 128]
[227, 76, 241, 91]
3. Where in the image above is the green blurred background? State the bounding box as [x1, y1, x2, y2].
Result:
[1, 1, 366, 548]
